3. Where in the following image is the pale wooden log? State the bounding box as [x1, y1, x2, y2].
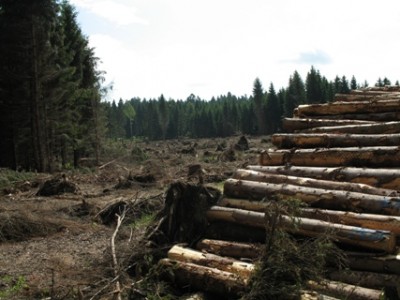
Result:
[168, 245, 254, 278]
[328, 269, 400, 289]
[334, 92, 400, 102]
[195, 239, 262, 259]
[364, 86, 400, 92]
[306, 280, 384, 300]
[232, 169, 399, 197]
[301, 111, 400, 122]
[206, 206, 397, 253]
[301, 121, 400, 134]
[295, 99, 400, 117]
[259, 146, 400, 168]
[246, 165, 400, 189]
[346, 251, 400, 275]
[219, 198, 400, 235]
[223, 178, 400, 216]
[282, 118, 376, 132]
[159, 258, 246, 296]
[272, 133, 400, 149]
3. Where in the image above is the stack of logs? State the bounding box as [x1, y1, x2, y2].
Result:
[160, 86, 400, 299]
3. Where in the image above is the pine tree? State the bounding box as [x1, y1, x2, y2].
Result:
[305, 66, 323, 104]
[265, 83, 281, 133]
[252, 78, 266, 134]
[284, 71, 306, 117]
[157, 94, 169, 140]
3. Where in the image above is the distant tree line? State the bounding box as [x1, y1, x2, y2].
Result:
[0, 0, 106, 171]
[0, 1, 398, 171]
[104, 68, 398, 140]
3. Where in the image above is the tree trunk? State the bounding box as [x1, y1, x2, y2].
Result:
[328, 270, 400, 289]
[282, 118, 376, 132]
[159, 258, 247, 297]
[168, 245, 254, 278]
[299, 111, 400, 122]
[259, 146, 400, 168]
[306, 280, 384, 300]
[232, 169, 399, 197]
[223, 178, 400, 215]
[195, 239, 262, 259]
[246, 165, 400, 189]
[272, 133, 400, 148]
[301, 121, 400, 134]
[219, 198, 400, 235]
[346, 251, 400, 275]
[294, 99, 400, 117]
[206, 206, 397, 253]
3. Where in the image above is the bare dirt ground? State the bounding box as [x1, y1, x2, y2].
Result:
[0, 136, 269, 299]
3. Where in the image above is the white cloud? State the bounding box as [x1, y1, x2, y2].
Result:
[70, 0, 148, 26]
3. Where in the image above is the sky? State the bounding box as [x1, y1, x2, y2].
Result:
[70, 0, 400, 101]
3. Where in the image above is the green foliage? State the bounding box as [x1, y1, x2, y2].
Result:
[0, 169, 36, 190]
[0, 275, 27, 299]
[242, 200, 346, 300]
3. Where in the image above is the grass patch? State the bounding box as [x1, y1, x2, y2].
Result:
[130, 213, 155, 230]
[0, 169, 36, 191]
[0, 275, 27, 299]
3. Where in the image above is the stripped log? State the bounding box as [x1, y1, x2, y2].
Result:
[334, 91, 400, 102]
[294, 99, 400, 117]
[282, 118, 376, 132]
[159, 258, 247, 296]
[328, 269, 400, 289]
[218, 198, 400, 235]
[306, 280, 384, 300]
[272, 133, 400, 149]
[346, 251, 400, 275]
[195, 239, 262, 259]
[223, 178, 400, 216]
[206, 206, 397, 253]
[300, 121, 400, 134]
[259, 146, 400, 168]
[246, 165, 400, 189]
[168, 245, 254, 277]
[232, 169, 400, 197]
[301, 111, 400, 122]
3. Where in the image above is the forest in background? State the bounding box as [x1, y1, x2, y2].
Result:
[0, 0, 398, 172]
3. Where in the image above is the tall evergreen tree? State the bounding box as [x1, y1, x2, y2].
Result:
[284, 71, 306, 117]
[305, 66, 324, 104]
[265, 83, 281, 133]
[252, 78, 266, 134]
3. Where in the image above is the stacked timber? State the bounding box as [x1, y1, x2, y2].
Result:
[158, 87, 400, 299]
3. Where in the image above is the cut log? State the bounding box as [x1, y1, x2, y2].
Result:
[272, 133, 400, 149]
[294, 99, 400, 117]
[168, 245, 254, 278]
[232, 169, 399, 197]
[195, 239, 262, 259]
[159, 258, 246, 296]
[334, 91, 400, 102]
[300, 111, 400, 122]
[223, 178, 400, 216]
[328, 269, 400, 289]
[246, 165, 400, 189]
[346, 251, 400, 275]
[259, 146, 400, 168]
[306, 280, 384, 300]
[282, 118, 376, 132]
[301, 121, 400, 134]
[205, 221, 266, 243]
[219, 198, 400, 235]
[206, 206, 397, 253]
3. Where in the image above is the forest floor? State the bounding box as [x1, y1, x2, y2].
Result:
[0, 136, 270, 299]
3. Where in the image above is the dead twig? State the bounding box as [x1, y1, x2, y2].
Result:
[111, 209, 126, 300]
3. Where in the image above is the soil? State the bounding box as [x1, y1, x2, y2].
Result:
[0, 136, 270, 299]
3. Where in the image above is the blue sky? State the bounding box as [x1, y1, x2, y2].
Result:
[70, 0, 400, 101]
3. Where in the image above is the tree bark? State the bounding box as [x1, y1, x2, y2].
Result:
[301, 121, 400, 134]
[272, 133, 400, 148]
[306, 280, 384, 300]
[219, 198, 400, 235]
[223, 178, 400, 216]
[334, 92, 400, 102]
[246, 165, 400, 189]
[259, 146, 400, 168]
[346, 251, 400, 275]
[168, 245, 254, 278]
[195, 239, 262, 259]
[232, 169, 399, 197]
[299, 111, 400, 122]
[328, 269, 400, 289]
[159, 258, 247, 297]
[294, 99, 400, 117]
[282, 118, 376, 132]
[206, 206, 397, 253]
